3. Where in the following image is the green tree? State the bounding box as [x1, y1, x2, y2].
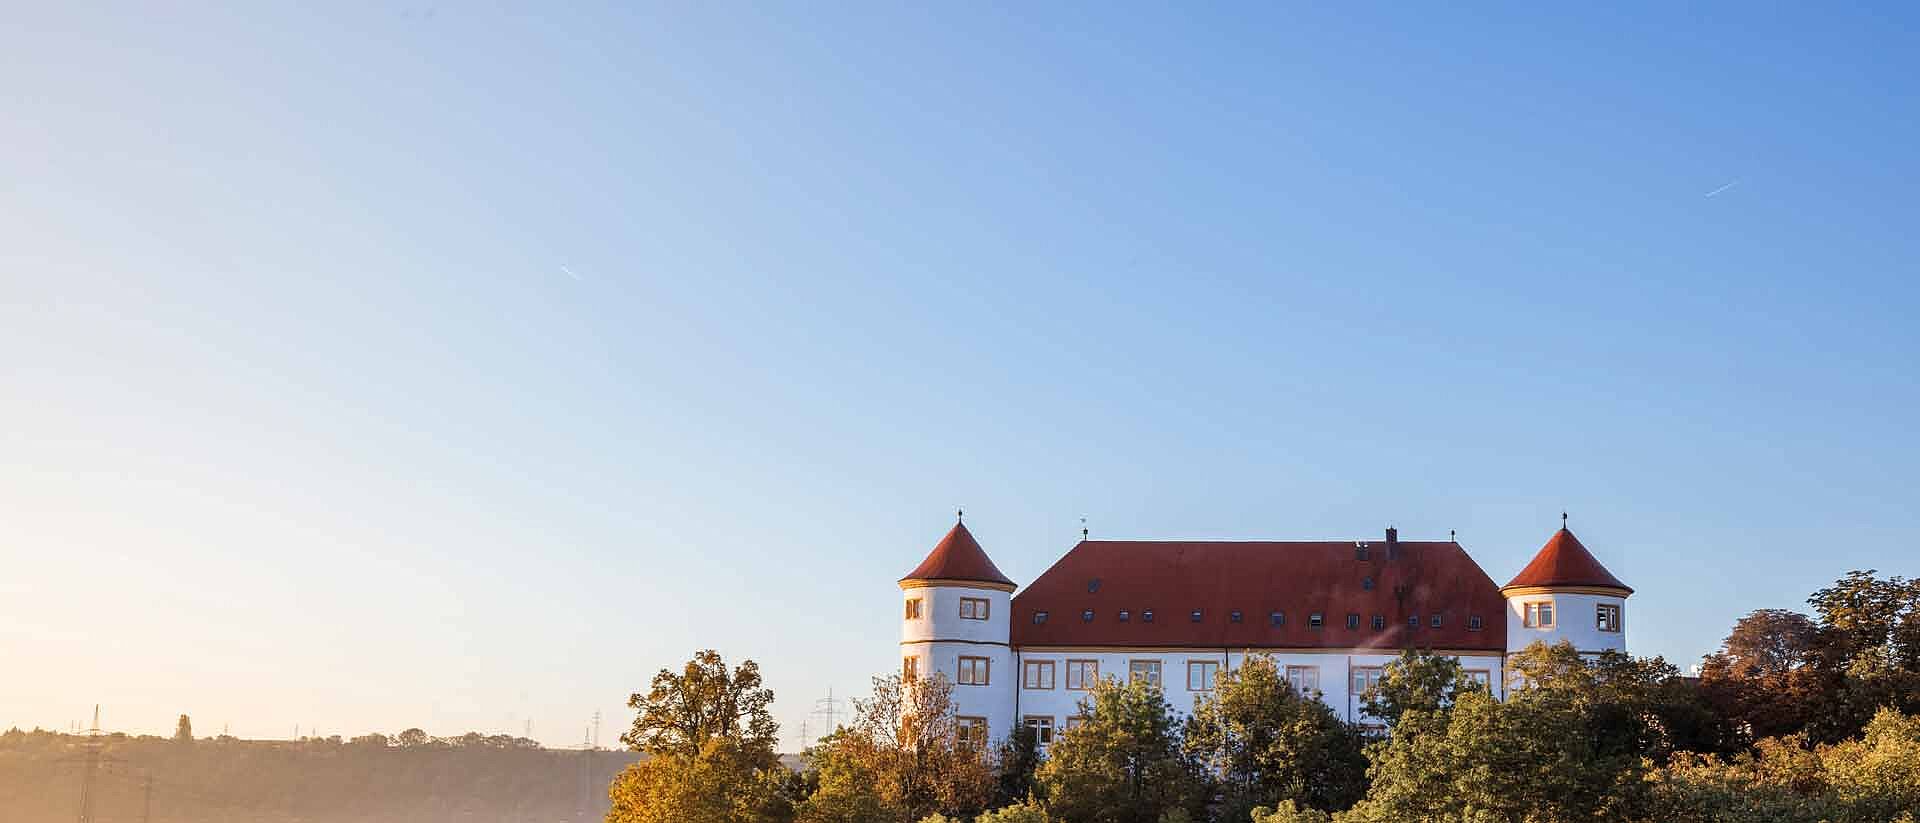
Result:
[1642, 708, 1920, 823]
[976, 799, 1051, 822]
[1357, 649, 1476, 727]
[1035, 677, 1201, 823]
[796, 673, 994, 823]
[1183, 655, 1365, 818]
[1249, 800, 1332, 823]
[606, 737, 793, 823]
[994, 725, 1042, 807]
[622, 649, 779, 758]
[173, 714, 193, 743]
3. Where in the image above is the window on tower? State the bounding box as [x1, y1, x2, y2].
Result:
[956, 716, 987, 752]
[1597, 603, 1622, 632]
[959, 597, 990, 620]
[958, 656, 991, 686]
[904, 599, 923, 620]
[903, 657, 918, 681]
[1524, 602, 1555, 628]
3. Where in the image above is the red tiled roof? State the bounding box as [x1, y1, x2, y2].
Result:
[900, 521, 1015, 588]
[1502, 528, 1631, 593]
[1010, 539, 1507, 652]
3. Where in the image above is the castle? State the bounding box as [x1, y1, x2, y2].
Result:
[898, 516, 1631, 747]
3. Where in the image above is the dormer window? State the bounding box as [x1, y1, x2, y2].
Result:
[1408, 615, 1419, 629]
[1356, 543, 1370, 561]
[1142, 609, 1155, 623]
[1362, 577, 1374, 591]
[1346, 614, 1360, 630]
[1371, 615, 1385, 630]
[1088, 578, 1102, 593]
[1033, 611, 1049, 624]
[1190, 609, 1204, 623]
[1118, 610, 1131, 622]
[1230, 610, 1244, 623]
[1468, 615, 1483, 631]
[1431, 614, 1443, 628]
[1082, 609, 1095, 622]
[1309, 612, 1324, 627]
[1270, 611, 1285, 627]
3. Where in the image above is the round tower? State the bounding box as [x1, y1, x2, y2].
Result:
[899, 512, 1017, 744]
[1501, 520, 1632, 657]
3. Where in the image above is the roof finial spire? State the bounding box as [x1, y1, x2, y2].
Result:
[957, 508, 964, 523]
[1450, 528, 1456, 543]
[1561, 511, 1568, 529]
[1080, 516, 1088, 541]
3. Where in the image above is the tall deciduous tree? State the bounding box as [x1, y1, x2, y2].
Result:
[796, 673, 994, 823]
[1357, 649, 1477, 727]
[174, 714, 193, 743]
[621, 649, 779, 760]
[1182, 655, 1365, 818]
[1034, 677, 1201, 823]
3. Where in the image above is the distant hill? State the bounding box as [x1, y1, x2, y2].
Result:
[1, 728, 642, 823]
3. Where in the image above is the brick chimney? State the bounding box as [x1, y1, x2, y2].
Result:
[1385, 526, 1399, 559]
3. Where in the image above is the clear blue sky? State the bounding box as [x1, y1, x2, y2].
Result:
[3, 3, 1916, 748]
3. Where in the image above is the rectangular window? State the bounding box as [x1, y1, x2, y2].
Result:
[1468, 615, 1483, 631]
[958, 656, 990, 686]
[1187, 660, 1220, 691]
[1524, 602, 1555, 628]
[1064, 715, 1088, 731]
[1023, 715, 1055, 746]
[1346, 614, 1360, 630]
[1065, 660, 1099, 690]
[1286, 665, 1321, 694]
[956, 716, 987, 751]
[1129, 660, 1163, 687]
[959, 597, 990, 620]
[1309, 612, 1324, 627]
[1271, 611, 1285, 627]
[1597, 604, 1622, 633]
[1465, 669, 1491, 690]
[1190, 609, 1204, 622]
[903, 657, 918, 681]
[1408, 615, 1420, 629]
[1371, 615, 1385, 630]
[904, 598, 922, 620]
[1230, 610, 1244, 623]
[1351, 666, 1384, 696]
[1023, 660, 1056, 689]
[1431, 614, 1443, 628]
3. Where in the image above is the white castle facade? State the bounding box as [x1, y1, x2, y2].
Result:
[898, 517, 1632, 747]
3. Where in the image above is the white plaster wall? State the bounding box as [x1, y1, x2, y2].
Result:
[1505, 592, 1628, 654]
[1009, 649, 1509, 738]
[901, 585, 1012, 645]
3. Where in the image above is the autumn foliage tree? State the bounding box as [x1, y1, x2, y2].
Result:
[606, 650, 791, 823]
[796, 673, 994, 823]
[1034, 677, 1202, 823]
[1183, 655, 1365, 819]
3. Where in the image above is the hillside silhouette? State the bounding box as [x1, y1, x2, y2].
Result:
[2, 727, 639, 823]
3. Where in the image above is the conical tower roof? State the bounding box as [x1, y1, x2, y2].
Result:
[1502, 527, 1632, 594]
[900, 518, 1015, 590]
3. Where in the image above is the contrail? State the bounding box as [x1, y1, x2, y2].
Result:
[560, 264, 582, 281]
[1704, 180, 1739, 198]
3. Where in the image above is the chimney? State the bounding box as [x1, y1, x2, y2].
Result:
[1385, 526, 1399, 559]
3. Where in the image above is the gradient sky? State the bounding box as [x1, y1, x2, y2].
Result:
[3, 3, 1917, 749]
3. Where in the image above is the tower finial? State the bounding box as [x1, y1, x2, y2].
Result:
[1561, 511, 1568, 529]
[1080, 516, 1088, 541]
[1450, 528, 1456, 543]
[957, 508, 964, 523]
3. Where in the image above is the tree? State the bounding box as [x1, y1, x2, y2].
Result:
[1341, 642, 1673, 822]
[174, 714, 193, 743]
[622, 649, 779, 759]
[1357, 649, 1476, 727]
[1713, 609, 1821, 678]
[609, 650, 792, 823]
[1643, 708, 1920, 823]
[1183, 655, 1365, 818]
[1248, 801, 1331, 823]
[1034, 677, 1201, 823]
[606, 737, 793, 823]
[395, 728, 431, 747]
[796, 673, 994, 823]
[993, 726, 1041, 808]
[975, 799, 1050, 822]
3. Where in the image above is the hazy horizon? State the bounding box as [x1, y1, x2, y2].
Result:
[5, 4, 1917, 748]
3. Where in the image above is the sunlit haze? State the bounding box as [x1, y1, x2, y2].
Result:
[3, 4, 1916, 749]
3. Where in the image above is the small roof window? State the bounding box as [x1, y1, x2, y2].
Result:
[1371, 615, 1385, 630]
[1346, 614, 1360, 629]
[1190, 609, 1204, 623]
[1117, 610, 1131, 622]
[1431, 614, 1443, 628]
[1142, 609, 1155, 623]
[1270, 611, 1285, 627]
[1309, 612, 1324, 627]
[1082, 609, 1095, 622]
[1087, 578, 1102, 593]
[1230, 610, 1244, 623]
[1362, 577, 1374, 591]
[1468, 615, 1483, 631]
[1033, 611, 1048, 624]
[1408, 615, 1420, 629]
